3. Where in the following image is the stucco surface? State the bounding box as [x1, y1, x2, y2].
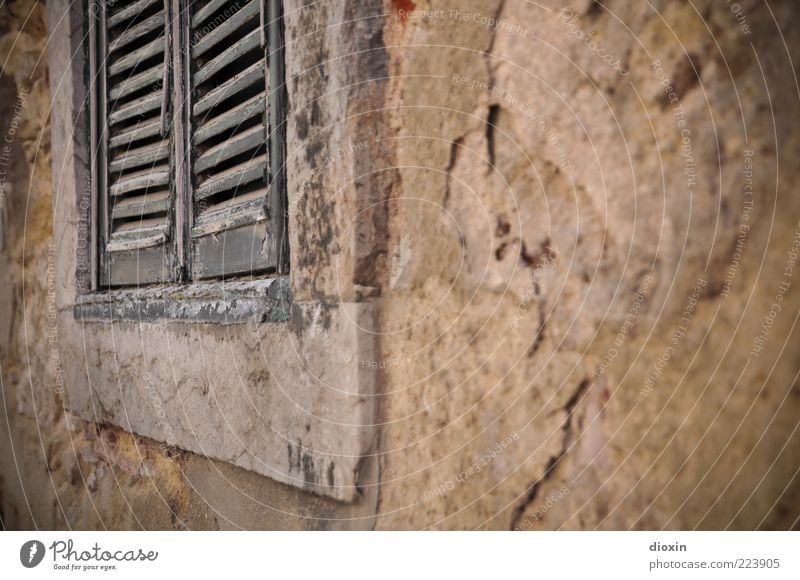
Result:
[1, 0, 799, 530]
[374, 0, 800, 530]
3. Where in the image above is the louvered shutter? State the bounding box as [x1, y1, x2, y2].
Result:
[94, 0, 177, 286]
[187, 0, 287, 279]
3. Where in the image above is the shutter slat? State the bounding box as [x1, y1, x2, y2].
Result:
[109, 13, 164, 53]
[196, 186, 266, 217]
[191, 0, 260, 58]
[109, 139, 170, 172]
[110, 164, 170, 196]
[109, 63, 164, 100]
[108, 118, 162, 148]
[108, 0, 160, 27]
[191, 0, 231, 28]
[108, 91, 163, 125]
[108, 35, 165, 76]
[194, 93, 265, 144]
[107, 217, 168, 252]
[192, 205, 266, 237]
[193, 59, 264, 116]
[194, 155, 266, 200]
[107, 233, 168, 252]
[194, 124, 264, 173]
[113, 216, 169, 233]
[111, 190, 171, 219]
[194, 28, 260, 85]
[191, 188, 266, 237]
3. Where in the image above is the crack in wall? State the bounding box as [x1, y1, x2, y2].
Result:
[485, 104, 500, 173]
[527, 298, 546, 358]
[484, 0, 503, 174]
[442, 137, 464, 209]
[509, 378, 591, 530]
[485, 0, 505, 74]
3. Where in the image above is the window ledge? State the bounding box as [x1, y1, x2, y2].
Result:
[73, 276, 291, 324]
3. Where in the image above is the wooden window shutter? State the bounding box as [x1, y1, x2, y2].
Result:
[93, 0, 179, 286]
[187, 0, 287, 279]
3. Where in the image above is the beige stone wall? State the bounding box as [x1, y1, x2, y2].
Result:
[1, 0, 799, 530]
[375, 0, 800, 529]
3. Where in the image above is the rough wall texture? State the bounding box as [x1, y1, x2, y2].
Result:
[1, 0, 799, 530]
[2, 0, 383, 529]
[375, 0, 800, 530]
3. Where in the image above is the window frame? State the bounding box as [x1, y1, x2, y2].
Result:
[87, 0, 288, 292]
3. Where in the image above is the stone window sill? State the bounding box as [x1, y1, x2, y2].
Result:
[73, 276, 291, 324]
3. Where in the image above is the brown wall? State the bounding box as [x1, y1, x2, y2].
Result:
[375, 0, 800, 530]
[1, 0, 799, 530]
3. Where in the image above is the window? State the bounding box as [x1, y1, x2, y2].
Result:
[57, 0, 382, 501]
[88, 0, 287, 288]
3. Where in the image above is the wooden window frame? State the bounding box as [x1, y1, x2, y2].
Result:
[88, 0, 288, 291]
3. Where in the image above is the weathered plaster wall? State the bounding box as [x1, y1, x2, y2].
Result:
[375, 0, 800, 529]
[1, 0, 799, 530]
[1, 0, 384, 529]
